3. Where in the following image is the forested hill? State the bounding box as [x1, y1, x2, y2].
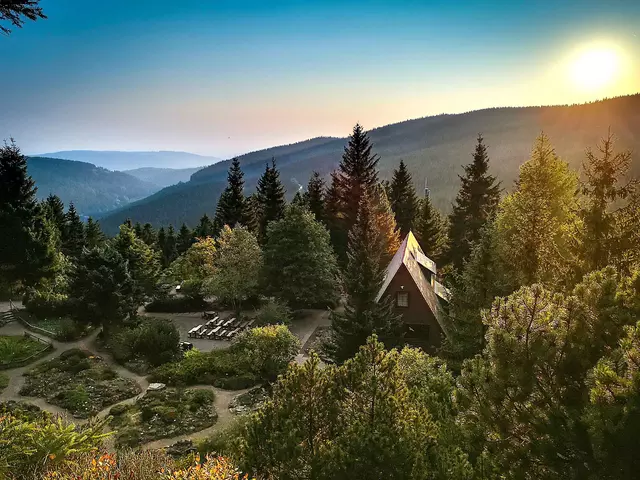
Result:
[99, 94, 640, 234]
[27, 157, 159, 216]
[122, 167, 204, 189]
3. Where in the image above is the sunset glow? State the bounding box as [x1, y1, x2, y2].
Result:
[570, 45, 622, 92]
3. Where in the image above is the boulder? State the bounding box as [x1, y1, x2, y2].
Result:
[147, 383, 166, 392]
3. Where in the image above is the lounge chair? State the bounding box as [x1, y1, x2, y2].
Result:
[223, 318, 235, 327]
[188, 325, 203, 338]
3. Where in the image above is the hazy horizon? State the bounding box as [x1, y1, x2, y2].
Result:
[2, 0, 639, 158]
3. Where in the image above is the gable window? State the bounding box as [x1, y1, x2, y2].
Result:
[396, 291, 409, 307]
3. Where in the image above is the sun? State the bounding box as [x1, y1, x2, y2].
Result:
[570, 46, 621, 91]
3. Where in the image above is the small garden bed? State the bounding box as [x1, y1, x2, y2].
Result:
[0, 335, 50, 368]
[17, 311, 90, 341]
[109, 387, 217, 447]
[229, 386, 269, 415]
[20, 349, 141, 418]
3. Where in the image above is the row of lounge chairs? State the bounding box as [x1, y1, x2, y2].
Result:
[187, 316, 255, 341]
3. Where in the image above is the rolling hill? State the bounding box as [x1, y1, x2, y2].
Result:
[98, 95, 640, 234]
[35, 150, 221, 171]
[122, 167, 205, 189]
[28, 157, 160, 216]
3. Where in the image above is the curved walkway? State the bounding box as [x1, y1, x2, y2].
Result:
[0, 321, 250, 450]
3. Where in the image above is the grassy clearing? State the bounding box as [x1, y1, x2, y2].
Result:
[109, 387, 217, 448]
[0, 335, 47, 367]
[20, 349, 141, 418]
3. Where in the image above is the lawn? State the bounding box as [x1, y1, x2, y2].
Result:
[20, 313, 89, 341]
[20, 349, 142, 418]
[109, 387, 218, 447]
[0, 335, 48, 367]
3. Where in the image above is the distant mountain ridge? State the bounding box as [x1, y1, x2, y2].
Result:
[98, 95, 640, 234]
[35, 150, 221, 171]
[123, 167, 205, 189]
[27, 157, 159, 216]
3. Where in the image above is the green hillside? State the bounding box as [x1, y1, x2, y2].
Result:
[28, 157, 159, 215]
[123, 167, 205, 188]
[99, 95, 640, 234]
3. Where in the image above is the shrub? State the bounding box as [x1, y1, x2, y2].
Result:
[198, 415, 249, 458]
[145, 296, 208, 313]
[213, 374, 258, 390]
[23, 289, 70, 318]
[106, 319, 180, 369]
[254, 299, 293, 326]
[55, 318, 84, 341]
[231, 325, 300, 381]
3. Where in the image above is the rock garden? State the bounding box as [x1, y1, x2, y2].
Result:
[19, 348, 141, 418]
[109, 386, 218, 448]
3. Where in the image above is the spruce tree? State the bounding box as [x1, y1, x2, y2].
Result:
[414, 195, 448, 263]
[327, 124, 380, 262]
[0, 140, 53, 287]
[291, 190, 306, 207]
[84, 217, 105, 249]
[447, 134, 501, 271]
[325, 191, 403, 363]
[212, 158, 250, 234]
[581, 130, 638, 272]
[304, 171, 326, 223]
[177, 223, 193, 255]
[43, 194, 65, 235]
[140, 222, 156, 246]
[194, 214, 214, 238]
[62, 202, 85, 259]
[388, 160, 419, 236]
[156, 227, 166, 256]
[133, 222, 143, 238]
[162, 225, 178, 267]
[371, 184, 400, 265]
[255, 158, 286, 243]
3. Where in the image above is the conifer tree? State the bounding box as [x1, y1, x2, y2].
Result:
[304, 171, 326, 223]
[62, 202, 85, 259]
[581, 130, 638, 272]
[176, 223, 193, 255]
[414, 195, 448, 263]
[326, 124, 380, 262]
[448, 134, 501, 271]
[84, 217, 105, 249]
[371, 184, 400, 265]
[194, 214, 214, 238]
[140, 222, 156, 246]
[291, 190, 305, 207]
[133, 222, 143, 238]
[495, 133, 581, 288]
[0, 140, 53, 287]
[0, 1, 47, 35]
[255, 158, 286, 243]
[156, 226, 166, 255]
[388, 160, 419, 236]
[244, 193, 260, 235]
[212, 158, 250, 234]
[43, 194, 65, 235]
[162, 225, 178, 267]
[325, 191, 403, 363]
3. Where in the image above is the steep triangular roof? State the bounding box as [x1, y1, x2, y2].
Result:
[376, 231, 448, 335]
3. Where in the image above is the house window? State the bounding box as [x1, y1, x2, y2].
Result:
[396, 292, 409, 307]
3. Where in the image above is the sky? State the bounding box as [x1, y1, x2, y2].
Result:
[1, 0, 639, 158]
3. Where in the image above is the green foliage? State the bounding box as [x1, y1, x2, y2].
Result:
[263, 205, 340, 308]
[389, 159, 419, 237]
[255, 158, 286, 244]
[213, 158, 251, 234]
[84, 217, 106, 249]
[0, 411, 109, 479]
[166, 236, 217, 300]
[177, 223, 193, 255]
[447, 134, 501, 271]
[108, 318, 181, 368]
[254, 299, 293, 326]
[0, 335, 46, 366]
[198, 415, 249, 458]
[62, 202, 85, 259]
[414, 195, 448, 264]
[495, 133, 581, 288]
[206, 225, 262, 312]
[326, 191, 403, 363]
[110, 388, 217, 447]
[0, 373, 8, 392]
[241, 337, 472, 480]
[304, 170, 326, 223]
[0, 140, 55, 288]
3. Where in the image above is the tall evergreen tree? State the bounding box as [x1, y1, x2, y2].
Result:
[581, 130, 638, 272]
[140, 222, 156, 246]
[388, 160, 419, 237]
[0, 140, 53, 288]
[212, 158, 250, 234]
[255, 158, 286, 243]
[62, 202, 85, 259]
[193, 214, 214, 238]
[414, 195, 448, 263]
[176, 223, 193, 255]
[495, 133, 581, 288]
[133, 222, 143, 238]
[43, 194, 65, 235]
[447, 134, 501, 271]
[304, 171, 326, 223]
[371, 184, 401, 265]
[326, 124, 380, 262]
[84, 217, 105, 249]
[162, 225, 178, 267]
[156, 226, 166, 256]
[325, 191, 403, 363]
[291, 190, 306, 207]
